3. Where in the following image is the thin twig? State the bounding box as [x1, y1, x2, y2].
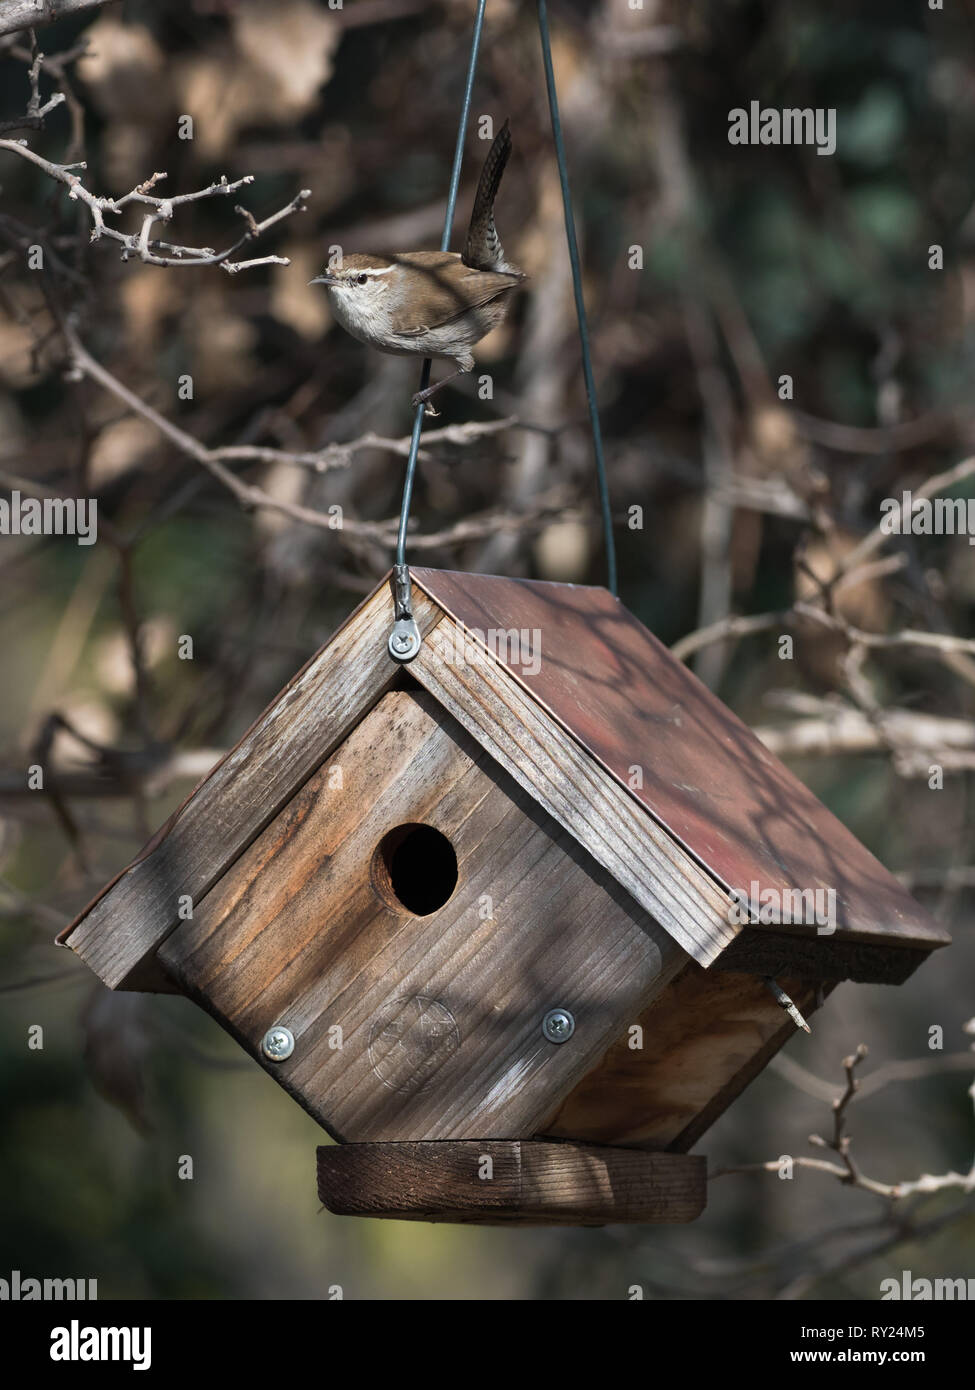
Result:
[712, 1042, 975, 1202]
[59, 326, 570, 549]
[0, 138, 310, 271]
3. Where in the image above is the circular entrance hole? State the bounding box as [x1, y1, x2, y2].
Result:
[374, 823, 458, 916]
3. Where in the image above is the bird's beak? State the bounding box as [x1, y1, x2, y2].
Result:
[309, 274, 339, 287]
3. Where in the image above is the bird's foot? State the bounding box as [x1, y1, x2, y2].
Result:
[411, 392, 440, 418]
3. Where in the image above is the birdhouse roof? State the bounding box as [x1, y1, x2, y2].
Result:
[60, 567, 948, 992]
[411, 568, 949, 976]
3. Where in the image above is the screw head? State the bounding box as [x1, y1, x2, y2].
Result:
[542, 1008, 575, 1043]
[388, 625, 420, 661]
[261, 1025, 295, 1062]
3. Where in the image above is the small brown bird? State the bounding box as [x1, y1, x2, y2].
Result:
[311, 120, 525, 410]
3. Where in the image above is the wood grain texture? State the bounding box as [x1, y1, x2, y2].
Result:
[159, 688, 687, 1140]
[412, 568, 950, 957]
[539, 966, 830, 1151]
[63, 567, 945, 1005]
[410, 615, 736, 966]
[317, 1140, 707, 1224]
[63, 583, 441, 989]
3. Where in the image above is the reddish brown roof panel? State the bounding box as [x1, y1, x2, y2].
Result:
[411, 568, 948, 954]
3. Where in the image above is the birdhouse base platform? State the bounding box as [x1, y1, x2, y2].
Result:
[317, 1141, 706, 1225]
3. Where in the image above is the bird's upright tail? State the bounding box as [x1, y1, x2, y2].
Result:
[463, 118, 518, 273]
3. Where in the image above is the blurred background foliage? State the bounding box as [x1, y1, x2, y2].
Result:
[0, 0, 973, 1298]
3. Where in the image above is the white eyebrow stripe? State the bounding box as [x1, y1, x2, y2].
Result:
[349, 265, 395, 277]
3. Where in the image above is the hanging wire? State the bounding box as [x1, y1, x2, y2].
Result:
[536, 0, 617, 595]
[395, 0, 488, 571]
[394, 0, 617, 598]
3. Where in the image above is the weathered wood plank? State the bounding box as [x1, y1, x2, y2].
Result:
[317, 1140, 707, 1224]
[539, 966, 830, 1151]
[410, 615, 736, 966]
[159, 689, 687, 1140]
[65, 584, 442, 989]
[413, 568, 950, 956]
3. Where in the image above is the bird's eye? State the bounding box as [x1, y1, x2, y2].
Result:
[356, 274, 368, 285]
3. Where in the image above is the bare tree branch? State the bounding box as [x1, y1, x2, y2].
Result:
[57, 326, 574, 551]
[713, 1042, 975, 1202]
[671, 610, 785, 662]
[0, 138, 311, 271]
[0, 0, 119, 41]
[752, 701, 975, 765]
[838, 452, 975, 577]
[673, 596, 975, 666]
[794, 407, 960, 455]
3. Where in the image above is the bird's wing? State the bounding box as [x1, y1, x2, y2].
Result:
[387, 256, 522, 336]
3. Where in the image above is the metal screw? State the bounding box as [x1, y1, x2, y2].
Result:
[388, 624, 420, 661]
[261, 1024, 295, 1062]
[542, 1008, 575, 1043]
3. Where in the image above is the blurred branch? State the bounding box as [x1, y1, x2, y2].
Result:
[597, 24, 682, 57]
[712, 474, 810, 520]
[0, 747, 225, 801]
[0, 0, 117, 39]
[671, 609, 783, 661]
[683, 294, 738, 689]
[897, 866, 975, 891]
[62, 325, 574, 549]
[672, 597, 975, 668]
[791, 602, 975, 659]
[794, 407, 961, 455]
[645, 58, 738, 687]
[330, 0, 430, 27]
[837, 452, 975, 578]
[0, 877, 67, 931]
[771, 1046, 975, 1101]
[752, 699, 975, 770]
[0, 969, 85, 993]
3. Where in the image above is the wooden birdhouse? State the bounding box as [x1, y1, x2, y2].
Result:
[60, 569, 949, 1225]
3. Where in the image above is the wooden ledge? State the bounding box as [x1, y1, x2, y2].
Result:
[317, 1140, 706, 1226]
